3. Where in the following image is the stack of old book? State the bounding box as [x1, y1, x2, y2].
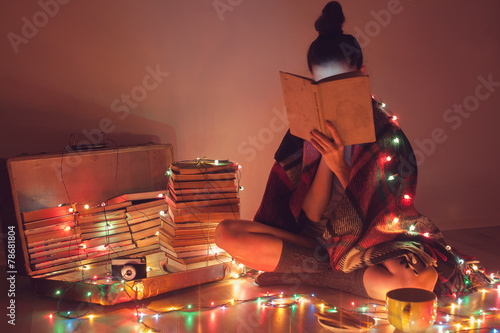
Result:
[23, 204, 86, 273]
[160, 159, 240, 271]
[125, 195, 167, 249]
[76, 200, 134, 261]
[22, 190, 166, 277]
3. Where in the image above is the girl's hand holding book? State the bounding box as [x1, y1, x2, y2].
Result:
[310, 121, 351, 188]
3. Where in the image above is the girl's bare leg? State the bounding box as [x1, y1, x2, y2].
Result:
[363, 257, 438, 300]
[214, 219, 318, 272]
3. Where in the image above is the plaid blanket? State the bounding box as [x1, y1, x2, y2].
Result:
[254, 100, 467, 295]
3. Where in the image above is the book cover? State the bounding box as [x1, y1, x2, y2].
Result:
[22, 205, 74, 223]
[79, 201, 132, 216]
[107, 190, 166, 204]
[170, 160, 238, 175]
[280, 70, 375, 145]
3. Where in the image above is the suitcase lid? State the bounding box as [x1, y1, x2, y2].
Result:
[8, 144, 173, 212]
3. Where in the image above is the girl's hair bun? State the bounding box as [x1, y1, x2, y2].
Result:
[314, 1, 345, 36]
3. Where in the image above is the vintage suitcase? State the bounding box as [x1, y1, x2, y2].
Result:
[7, 144, 241, 305]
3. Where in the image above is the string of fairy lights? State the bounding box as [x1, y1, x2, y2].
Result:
[47, 275, 500, 332]
[44, 99, 500, 332]
[41, 158, 243, 279]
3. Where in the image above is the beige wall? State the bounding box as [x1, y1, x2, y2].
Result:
[1, 0, 499, 230]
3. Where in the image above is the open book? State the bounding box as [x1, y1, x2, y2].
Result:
[279, 70, 376, 146]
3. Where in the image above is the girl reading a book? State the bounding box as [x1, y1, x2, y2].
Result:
[215, 1, 466, 300]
